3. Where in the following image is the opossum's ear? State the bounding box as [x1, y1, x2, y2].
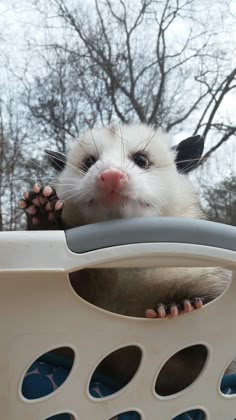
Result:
[173, 135, 204, 173]
[45, 150, 66, 171]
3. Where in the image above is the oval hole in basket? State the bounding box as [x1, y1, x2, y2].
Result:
[155, 344, 208, 396]
[108, 412, 141, 420]
[171, 408, 206, 419]
[21, 347, 75, 400]
[89, 345, 142, 398]
[69, 270, 229, 318]
[46, 414, 75, 420]
[220, 360, 236, 396]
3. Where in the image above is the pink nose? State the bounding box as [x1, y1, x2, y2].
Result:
[96, 168, 128, 191]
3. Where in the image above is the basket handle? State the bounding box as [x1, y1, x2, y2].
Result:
[65, 217, 236, 253]
[1, 218, 236, 270]
[62, 217, 236, 270]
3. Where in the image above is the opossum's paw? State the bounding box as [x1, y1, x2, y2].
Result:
[18, 183, 64, 228]
[145, 298, 204, 319]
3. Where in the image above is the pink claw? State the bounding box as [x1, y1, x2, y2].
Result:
[18, 200, 26, 209]
[156, 304, 166, 318]
[145, 309, 157, 318]
[170, 304, 179, 317]
[183, 300, 193, 313]
[43, 186, 53, 197]
[55, 200, 64, 211]
[33, 183, 41, 193]
[194, 298, 203, 309]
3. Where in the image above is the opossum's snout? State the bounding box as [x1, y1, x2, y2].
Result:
[96, 168, 128, 191]
[94, 167, 128, 208]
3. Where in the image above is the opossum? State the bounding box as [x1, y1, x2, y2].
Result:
[19, 123, 231, 396]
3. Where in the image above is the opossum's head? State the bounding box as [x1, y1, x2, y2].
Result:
[46, 124, 204, 227]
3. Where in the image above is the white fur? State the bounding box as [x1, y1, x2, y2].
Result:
[56, 124, 199, 227]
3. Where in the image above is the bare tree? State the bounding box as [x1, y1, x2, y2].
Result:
[0, 79, 48, 230]
[0, 96, 27, 230]
[26, 0, 236, 166]
[202, 175, 236, 226]
[24, 49, 83, 152]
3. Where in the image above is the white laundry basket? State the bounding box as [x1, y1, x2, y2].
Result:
[0, 217, 236, 420]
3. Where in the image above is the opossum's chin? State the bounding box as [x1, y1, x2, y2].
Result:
[80, 197, 158, 224]
[88, 196, 151, 210]
[92, 192, 129, 208]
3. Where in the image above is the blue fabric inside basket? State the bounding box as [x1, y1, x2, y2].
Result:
[22, 352, 236, 420]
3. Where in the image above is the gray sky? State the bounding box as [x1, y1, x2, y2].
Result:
[0, 0, 236, 182]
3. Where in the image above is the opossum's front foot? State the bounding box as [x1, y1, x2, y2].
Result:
[18, 183, 64, 229]
[145, 298, 204, 319]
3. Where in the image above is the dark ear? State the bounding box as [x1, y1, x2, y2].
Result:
[45, 149, 66, 172]
[173, 135, 204, 173]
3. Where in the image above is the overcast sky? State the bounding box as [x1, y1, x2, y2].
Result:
[1, 0, 236, 73]
[1, 1, 235, 120]
[0, 0, 236, 180]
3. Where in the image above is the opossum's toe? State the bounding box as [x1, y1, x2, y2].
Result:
[145, 309, 157, 318]
[145, 298, 204, 319]
[192, 297, 204, 309]
[181, 298, 204, 312]
[182, 299, 193, 313]
[32, 183, 41, 194]
[156, 303, 167, 318]
[169, 303, 179, 317]
[25, 204, 39, 215]
[42, 185, 54, 197]
[47, 199, 64, 220]
[55, 200, 64, 211]
[18, 199, 27, 209]
[145, 304, 168, 318]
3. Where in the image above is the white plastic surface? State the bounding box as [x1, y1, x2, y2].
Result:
[0, 225, 236, 419]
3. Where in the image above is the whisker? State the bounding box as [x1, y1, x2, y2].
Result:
[135, 157, 208, 175]
[74, 190, 90, 204]
[89, 128, 102, 162]
[46, 189, 79, 203]
[74, 137, 91, 157]
[120, 125, 125, 166]
[51, 186, 78, 195]
[59, 189, 85, 203]
[142, 127, 160, 152]
[148, 195, 167, 213]
[60, 159, 87, 177]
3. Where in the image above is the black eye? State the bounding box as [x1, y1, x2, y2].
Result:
[133, 152, 150, 169]
[83, 156, 97, 170]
